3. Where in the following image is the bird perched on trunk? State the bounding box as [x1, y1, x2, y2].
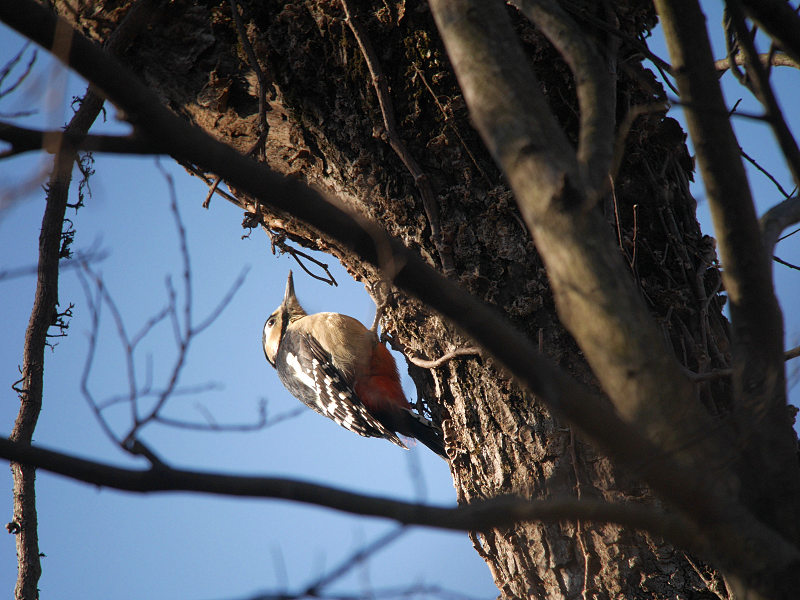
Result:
[262, 271, 446, 458]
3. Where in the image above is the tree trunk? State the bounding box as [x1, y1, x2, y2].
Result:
[57, 0, 734, 597]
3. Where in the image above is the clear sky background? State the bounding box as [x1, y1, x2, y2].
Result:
[1, 3, 798, 599]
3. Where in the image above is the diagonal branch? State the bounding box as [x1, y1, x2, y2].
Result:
[656, 0, 800, 544]
[300, 526, 406, 597]
[340, 0, 454, 276]
[740, 0, 800, 67]
[726, 1, 800, 191]
[427, 0, 799, 594]
[511, 0, 617, 204]
[428, 0, 725, 495]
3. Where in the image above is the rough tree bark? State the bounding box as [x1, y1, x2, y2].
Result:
[36, 0, 783, 598]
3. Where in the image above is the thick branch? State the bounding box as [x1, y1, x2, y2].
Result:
[427, 1, 799, 594]
[511, 0, 616, 203]
[740, 0, 800, 67]
[655, 0, 800, 549]
[0, 436, 713, 552]
[761, 195, 800, 256]
[428, 0, 724, 497]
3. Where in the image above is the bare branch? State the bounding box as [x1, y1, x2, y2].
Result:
[656, 0, 800, 551]
[301, 527, 405, 597]
[228, 0, 270, 159]
[193, 266, 250, 334]
[8, 2, 157, 595]
[512, 0, 617, 203]
[773, 254, 800, 271]
[0, 436, 707, 551]
[726, 1, 800, 191]
[761, 195, 800, 256]
[407, 347, 480, 369]
[0, 121, 157, 158]
[0, 248, 107, 281]
[77, 266, 123, 447]
[740, 0, 800, 67]
[740, 147, 795, 200]
[340, 0, 454, 276]
[154, 404, 303, 432]
[255, 221, 338, 286]
[77, 175, 248, 451]
[0, 43, 36, 99]
[714, 51, 799, 73]
[236, 584, 488, 600]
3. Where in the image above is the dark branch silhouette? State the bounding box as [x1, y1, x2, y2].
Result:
[0, 435, 700, 549]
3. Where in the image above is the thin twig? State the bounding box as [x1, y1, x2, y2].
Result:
[727, 2, 800, 190]
[683, 553, 730, 600]
[340, 0, 455, 276]
[569, 429, 591, 600]
[302, 527, 406, 597]
[0, 248, 107, 281]
[154, 405, 304, 432]
[201, 175, 222, 209]
[0, 43, 36, 99]
[740, 147, 794, 199]
[368, 281, 392, 334]
[413, 64, 491, 185]
[773, 255, 800, 271]
[779, 226, 800, 242]
[407, 347, 479, 369]
[229, 0, 270, 157]
[630, 203, 639, 273]
[77, 266, 123, 447]
[261, 224, 338, 286]
[684, 367, 734, 383]
[182, 161, 241, 206]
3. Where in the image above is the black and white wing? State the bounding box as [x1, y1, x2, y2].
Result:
[275, 330, 406, 447]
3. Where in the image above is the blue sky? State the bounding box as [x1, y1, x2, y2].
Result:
[1, 3, 799, 599]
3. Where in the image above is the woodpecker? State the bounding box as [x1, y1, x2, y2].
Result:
[262, 271, 447, 458]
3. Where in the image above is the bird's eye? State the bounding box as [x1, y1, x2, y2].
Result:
[267, 317, 276, 328]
